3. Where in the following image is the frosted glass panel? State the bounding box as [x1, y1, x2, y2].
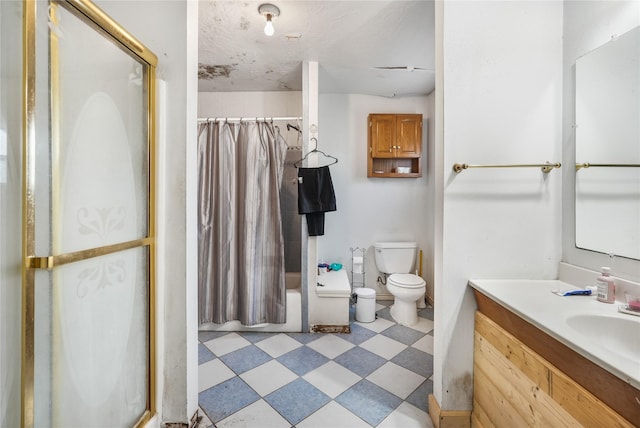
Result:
[26, 2, 154, 426]
[54, 4, 149, 254]
[49, 248, 149, 427]
[0, 1, 23, 427]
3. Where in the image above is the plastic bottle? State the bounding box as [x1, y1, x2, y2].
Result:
[596, 266, 615, 303]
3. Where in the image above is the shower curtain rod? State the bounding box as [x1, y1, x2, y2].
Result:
[197, 116, 302, 123]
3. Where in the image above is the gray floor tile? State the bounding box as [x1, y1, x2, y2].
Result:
[286, 332, 323, 344]
[198, 330, 231, 343]
[334, 323, 377, 345]
[381, 324, 426, 346]
[405, 379, 433, 412]
[335, 379, 402, 426]
[264, 378, 331, 425]
[237, 331, 278, 344]
[198, 343, 215, 365]
[376, 306, 394, 321]
[219, 344, 273, 374]
[277, 346, 330, 376]
[418, 306, 434, 320]
[391, 347, 434, 379]
[199, 377, 260, 423]
[334, 347, 386, 378]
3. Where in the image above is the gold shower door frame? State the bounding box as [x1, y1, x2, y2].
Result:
[22, 1, 157, 427]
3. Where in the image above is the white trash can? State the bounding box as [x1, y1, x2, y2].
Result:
[355, 288, 376, 323]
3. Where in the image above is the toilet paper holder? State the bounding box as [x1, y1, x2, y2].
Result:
[349, 246, 366, 292]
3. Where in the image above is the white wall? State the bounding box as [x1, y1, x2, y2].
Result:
[198, 92, 302, 122]
[562, 0, 640, 282]
[317, 94, 434, 299]
[97, 1, 199, 425]
[435, 1, 563, 411]
[198, 91, 302, 149]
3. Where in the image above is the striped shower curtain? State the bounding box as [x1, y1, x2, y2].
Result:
[197, 120, 287, 326]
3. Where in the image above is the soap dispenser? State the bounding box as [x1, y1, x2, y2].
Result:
[596, 267, 615, 303]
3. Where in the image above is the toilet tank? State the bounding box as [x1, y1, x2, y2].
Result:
[374, 242, 417, 274]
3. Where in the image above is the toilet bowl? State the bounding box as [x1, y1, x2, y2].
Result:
[386, 273, 426, 326]
[374, 242, 426, 326]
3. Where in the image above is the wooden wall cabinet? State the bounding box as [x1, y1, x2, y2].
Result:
[368, 113, 423, 177]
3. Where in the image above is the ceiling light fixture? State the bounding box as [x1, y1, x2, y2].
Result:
[258, 3, 280, 37]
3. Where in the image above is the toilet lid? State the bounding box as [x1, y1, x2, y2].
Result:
[389, 274, 425, 288]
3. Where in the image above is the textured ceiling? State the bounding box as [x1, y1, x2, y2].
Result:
[198, 0, 435, 97]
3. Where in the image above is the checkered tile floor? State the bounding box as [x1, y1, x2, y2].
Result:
[198, 301, 435, 428]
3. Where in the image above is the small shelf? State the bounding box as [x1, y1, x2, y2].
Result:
[370, 157, 421, 177]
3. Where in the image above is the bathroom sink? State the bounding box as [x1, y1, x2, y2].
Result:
[565, 314, 640, 363]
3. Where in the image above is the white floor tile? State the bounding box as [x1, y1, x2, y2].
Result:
[197, 407, 213, 428]
[297, 401, 372, 428]
[407, 317, 434, 334]
[255, 333, 303, 358]
[375, 303, 386, 311]
[217, 399, 291, 428]
[240, 359, 298, 396]
[359, 334, 407, 360]
[204, 333, 251, 357]
[367, 362, 425, 399]
[377, 401, 433, 428]
[302, 361, 361, 398]
[411, 334, 434, 355]
[306, 334, 355, 359]
[199, 359, 236, 392]
[355, 316, 395, 333]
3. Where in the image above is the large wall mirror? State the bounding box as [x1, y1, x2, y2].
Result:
[575, 25, 640, 261]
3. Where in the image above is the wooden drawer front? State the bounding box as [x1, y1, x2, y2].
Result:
[473, 312, 634, 428]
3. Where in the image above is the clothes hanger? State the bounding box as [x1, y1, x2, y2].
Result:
[287, 123, 302, 133]
[294, 137, 338, 168]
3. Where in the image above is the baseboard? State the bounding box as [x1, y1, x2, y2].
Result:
[375, 293, 394, 301]
[428, 394, 471, 428]
[310, 324, 350, 333]
[426, 293, 434, 307]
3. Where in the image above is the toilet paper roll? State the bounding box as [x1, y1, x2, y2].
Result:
[352, 256, 364, 274]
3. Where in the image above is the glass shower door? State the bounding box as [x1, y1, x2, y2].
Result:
[23, 1, 157, 426]
[1, 1, 24, 427]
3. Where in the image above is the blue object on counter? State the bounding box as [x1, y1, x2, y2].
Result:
[330, 263, 342, 271]
[553, 288, 592, 296]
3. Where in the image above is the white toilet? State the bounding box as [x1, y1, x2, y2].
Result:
[374, 242, 426, 326]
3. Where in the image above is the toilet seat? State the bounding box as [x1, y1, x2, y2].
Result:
[388, 273, 425, 288]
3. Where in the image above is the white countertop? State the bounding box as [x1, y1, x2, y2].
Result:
[469, 279, 640, 390]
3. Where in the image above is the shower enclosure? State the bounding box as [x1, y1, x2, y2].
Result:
[197, 117, 304, 332]
[1, 1, 158, 426]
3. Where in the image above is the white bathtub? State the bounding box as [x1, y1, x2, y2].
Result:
[199, 272, 302, 332]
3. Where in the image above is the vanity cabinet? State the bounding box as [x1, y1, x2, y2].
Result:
[472, 297, 637, 428]
[367, 113, 422, 177]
